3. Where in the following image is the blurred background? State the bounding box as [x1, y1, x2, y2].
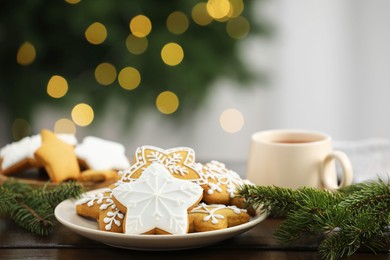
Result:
[1, 0, 390, 166]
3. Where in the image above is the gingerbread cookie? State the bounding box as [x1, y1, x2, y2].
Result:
[201, 161, 251, 206]
[0, 133, 77, 175]
[75, 136, 130, 171]
[78, 169, 119, 183]
[76, 189, 113, 219]
[120, 146, 205, 184]
[34, 129, 80, 183]
[188, 203, 250, 232]
[112, 163, 203, 235]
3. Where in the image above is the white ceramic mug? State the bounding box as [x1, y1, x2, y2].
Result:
[246, 129, 353, 189]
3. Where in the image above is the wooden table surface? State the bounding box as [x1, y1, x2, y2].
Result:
[0, 215, 387, 260]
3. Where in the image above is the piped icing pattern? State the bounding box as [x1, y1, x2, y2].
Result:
[112, 163, 203, 235]
[75, 136, 130, 171]
[190, 203, 247, 224]
[201, 160, 254, 205]
[76, 189, 114, 210]
[120, 146, 205, 184]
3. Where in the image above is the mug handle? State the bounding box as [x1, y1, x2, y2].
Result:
[320, 151, 353, 190]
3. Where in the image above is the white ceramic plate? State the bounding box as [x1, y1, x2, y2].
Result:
[54, 189, 267, 251]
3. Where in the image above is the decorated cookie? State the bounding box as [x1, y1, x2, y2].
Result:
[76, 189, 114, 219]
[75, 136, 130, 171]
[0, 133, 77, 175]
[188, 203, 250, 232]
[98, 205, 124, 233]
[120, 146, 205, 184]
[112, 163, 203, 235]
[200, 161, 251, 206]
[34, 129, 80, 183]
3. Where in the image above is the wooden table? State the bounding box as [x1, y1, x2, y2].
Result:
[0, 215, 387, 259]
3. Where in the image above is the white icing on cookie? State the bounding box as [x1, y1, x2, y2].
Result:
[75, 136, 130, 170]
[203, 161, 247, 198]
[0, 134, 77, 171]
[120, 145, 206, 184]
[76, 189, 113, 209]
[190, 203, 247, 224]
[112, 163, 203, 235]
[103, 208, 124, 231]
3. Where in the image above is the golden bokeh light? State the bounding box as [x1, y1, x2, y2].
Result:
[125, 34, 148, 55]
[16, 41, 36, 66]
[219, 108, 244, 133]
[71, 103, 94, 127]
[161, 43, 184, 66]
[226, 16, 250, 39]
[85, 22, 107, 45]
[156, 91, 179, 115]
[65, 0, 81, 4]
[130, 15, 152, 38]
[47, 75, 68, 98]
[167, 11, 189, 35]
[229, 0, 244, 17]
[191, 3, 213, 26]
[54, 118, 76, 134]
[94, 62, 117, 86]
[12, 118, 31, 141]
[206, 0, 231, 20]
[118, 67, 141, 90]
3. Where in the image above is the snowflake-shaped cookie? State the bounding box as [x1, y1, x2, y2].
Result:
[188, 202, 250, 232]
[112, 163, 203, 235]
[120, 146, 205, 184]
[75, 136, 130, 171]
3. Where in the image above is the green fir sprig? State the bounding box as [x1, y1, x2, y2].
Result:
[0, 179, 84, 235]
[238, 178, 390, 260]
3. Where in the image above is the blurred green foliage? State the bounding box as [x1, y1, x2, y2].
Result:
[0, 0, 269, 138]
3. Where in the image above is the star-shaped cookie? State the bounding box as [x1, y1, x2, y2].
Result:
[75, 136, 130, 171]
[112, 163, 203, 235]
[120, 145, 205, 183]
[34, 129, 80, 183]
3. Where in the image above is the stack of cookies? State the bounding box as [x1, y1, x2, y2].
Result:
[0, 129, 130, 184]
[76, 145, 255, 235]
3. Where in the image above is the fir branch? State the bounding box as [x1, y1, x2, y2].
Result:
[0, 179, 84, 235]
[238, 179, 390, 260]
[0, 186, 16, 215]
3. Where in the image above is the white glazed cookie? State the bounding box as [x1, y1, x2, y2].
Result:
[120, 145, 205, 184]
[188, 202, 250, 232]
[0, 133, 77, 175]
[75, 136, 130, 171]
[112, 163, 203, 235]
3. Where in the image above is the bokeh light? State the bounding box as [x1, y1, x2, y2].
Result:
[16, 41, 36, 66]
[206, 0, 231, 20]
[65, 0, 81, 4]
[54, 118, 76, 134]
[85, 22, 107, 45]
[226, 16, 250, 39]
[219, 108, 244, 133]
[229, 0, 244, 17]
[94, 62, 117, 86]
[47, 75, 68, 98]
[161, 43, 184, 66]
[156, 91, 179, 114]
[125, 34, 148, 55]
[167, 11, 189, 35]
[71, 103, 94, 126]
[118, 67, 141, 90]
[130, 15, 152, 38]
[191, 3, 213, 26]
[12, 118, 31, 140]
